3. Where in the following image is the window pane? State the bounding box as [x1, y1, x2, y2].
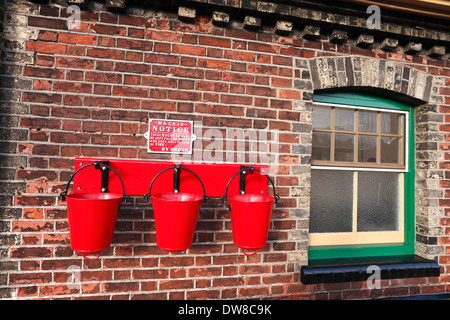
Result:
[335, 108, 355, 131]
[335, 134, 354, 162]
[313, 107, 331, 130]
[312, 132, 331, 161]
[310, 170, 354, 233]
[381, 113, 402, 134]
[357, 172, 401, 231]
[358, 135, 377, 163]
[381, 137, 401, 163]
[358, 111, 377, 133]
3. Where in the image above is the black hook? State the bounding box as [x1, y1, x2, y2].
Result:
[144, 164, 208, 204]
[95, 161, 110, 193]
[221, 167, 280, 211]
[239, 165, 254, 195]
[60, 161, 129, 203]
[173, 164, 181, 193]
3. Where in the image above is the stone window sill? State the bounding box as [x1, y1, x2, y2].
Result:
[300, 255, 440, 284]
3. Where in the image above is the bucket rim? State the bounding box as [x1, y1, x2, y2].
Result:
[151, 192, 204, 203]
[66, 192, 124, 200]
[228, 193, 275, 203]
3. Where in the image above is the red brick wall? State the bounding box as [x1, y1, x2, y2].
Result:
[1, 0, 450, 300]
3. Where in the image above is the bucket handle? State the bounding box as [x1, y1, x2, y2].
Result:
[60, 161, 129, 203]
[143, 164, 208, 204]
[220, 167, 280, 211]
[82, 253, 101, 260]
[243, 249, 259, 256]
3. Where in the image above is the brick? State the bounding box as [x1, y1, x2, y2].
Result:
[33, 79, 51, 91]
[355, 34, 374, 47]
[58, 33, 97, 46]
[223, 50, 255, 62]
[212, 11, 230, 26]
[243, 16, 261, 30]
[275, 20, 293, 35]
[83, 121, 120, 133]
[380, 38, 398, 51]
[172, 44, 206, 56]
[9, 272, 52, 284]
[56, 57, 94, 69]
[160, 279, 194, 290]
[27, 41, 66, 54]
[197, 58, 231, 70]
[427, 45, 446, 58]
[51, 132, 90, 144]
[115, 62, 150, 74]
[106, 0, 125, 9]
[28, 16, 67, 30]
[30, 144, 60, 156]
[24, 66, 64, 79]
[146, 30, 181, 42]
[112, 86, 148, 97]
[87, 48, 125, 60]
[80, 146, 118, 157]
[144, 53, 179, 65]
[35, 55, 54, 67]
[126, 51, 144, 62]
[67, 45, 86, 56]
[272, 77, 292, 88]
[247, 85, 277, 97]
[54, 81, 92, 93]
[199, 36, 231, 48]
[103, 258, 140, 269]
[178, 6, 196, 22]
[330, 30, 348, 43]
[12, 221, 53, 232]
[117, 38, 153, 51]
[11, 247, 52, 258]
[404, 42, 422, 54]
[40, 284, 80, 296]
[142, 76, 177, 88]
[196, 81, 229, 93]
[273, 55, 292, 66]
[248, 64, 278, 75]
[238, 286, 270, 297]
[38, 30, 58, 42]
[23, 92, 62, 104]
[167, 90, 201, 101]
[85, 71, 122, 84]
[302, 25, 320, 40]
[133, 269, 169, 279]
[90, 23, 126, 36]
[186, 289, 221, 300]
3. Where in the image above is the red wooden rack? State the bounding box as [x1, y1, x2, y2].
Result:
[71, 158, 270, 198]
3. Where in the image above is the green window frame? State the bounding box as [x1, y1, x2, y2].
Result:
[308, 92, 415, 260]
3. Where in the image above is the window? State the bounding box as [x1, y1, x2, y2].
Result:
[311, 106, 406, 169]
[308, 93, 415, 260]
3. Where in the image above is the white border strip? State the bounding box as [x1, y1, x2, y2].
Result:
[313, 102, 409, 115]
[311, 166, 407, 172]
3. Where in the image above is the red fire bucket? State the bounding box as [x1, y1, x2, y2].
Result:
[222, 167, 279, 256]
[60, 162, 128, 260]
[144, 165, 207, 252]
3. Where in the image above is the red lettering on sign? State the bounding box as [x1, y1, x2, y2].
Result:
[145, 119, 194, 154]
